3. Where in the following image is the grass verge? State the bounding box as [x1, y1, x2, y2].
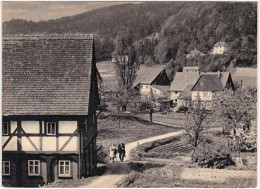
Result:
[97, 114, 178, 162]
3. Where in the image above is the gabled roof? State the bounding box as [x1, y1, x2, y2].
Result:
[170, 72, 200, 91]
[133, 66, 165, 87]
[191, 75, 223, 91]
[201, 72, 230, 88]
[2, 34, 95, 116]
[177, 84, 194, 100]
[214, 41, 229, 47]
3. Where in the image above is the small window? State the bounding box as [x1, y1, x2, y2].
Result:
[146, 86, 148, 89]
[204, 92, 208, 97]
[28, 160, 40, 176]
[2, 161, 10, 176]
[46, 122, 56, 135]
[59, 160, 70, 177]
[2, 122, 9, 135]
[175, 91, 178, 94]
[140, 85, 143, 89]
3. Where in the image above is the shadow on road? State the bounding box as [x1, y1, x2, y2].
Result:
[94, 161, 165, 176]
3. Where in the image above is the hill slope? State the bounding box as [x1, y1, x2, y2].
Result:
[3, 2, 257, 68]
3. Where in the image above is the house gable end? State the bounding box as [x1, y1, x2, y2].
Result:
[151, 70, 170, 86]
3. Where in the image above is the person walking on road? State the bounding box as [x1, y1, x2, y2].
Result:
[109, 144, 117, 163]
[118, 143, 122, 161]
[119, 141, 126, 162]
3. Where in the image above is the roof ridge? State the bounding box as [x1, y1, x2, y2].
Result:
[3, 34, 94, 40]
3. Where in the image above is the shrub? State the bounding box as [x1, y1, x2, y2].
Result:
[192, 140, 235, 169]
[117, 171, 140, 187]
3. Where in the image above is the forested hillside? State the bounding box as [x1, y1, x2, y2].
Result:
[3, 2, 257, 75]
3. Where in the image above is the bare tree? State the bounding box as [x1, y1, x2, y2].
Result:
[112, 27, 140, 111]
[185, 101, 211, 148]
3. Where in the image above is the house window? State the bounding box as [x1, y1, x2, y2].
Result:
[2, 161, 10, 176]
[140, 85, 143, 89]
[175, 92, 178, 94]
[194, 92, 199, 97]
[146, 86, 148, 89]
[46, 122, 56, 135]
[2, 122, 9, 135]
[203, 92, 208, 97]
[28, 160, 40, 176]
[59, 160, 70, 177]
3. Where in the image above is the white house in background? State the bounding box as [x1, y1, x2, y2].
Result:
[133, 66, 170, 97]
[212, 41, 229, 55]
[170, 70, 200, 103]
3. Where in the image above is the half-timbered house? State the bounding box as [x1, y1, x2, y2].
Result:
[2, 34, 100, 187]
[191, 71, 234, 110]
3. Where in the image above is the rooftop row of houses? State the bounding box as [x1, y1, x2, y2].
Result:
[133, 65, 234, 110]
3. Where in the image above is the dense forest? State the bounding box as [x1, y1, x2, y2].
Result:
[3, 2, 257, 78]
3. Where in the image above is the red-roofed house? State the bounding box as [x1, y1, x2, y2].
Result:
[191, 71, 234, 110]
[2, 35, 99, 187]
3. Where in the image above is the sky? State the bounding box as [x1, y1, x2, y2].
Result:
[2, 1, 140, 22]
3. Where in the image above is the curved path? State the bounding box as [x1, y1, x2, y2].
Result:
[79, 130, 185, 188]
[124, 130, 185, 161]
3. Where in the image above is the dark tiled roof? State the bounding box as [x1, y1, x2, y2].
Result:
[133, 65, 165, 87]
[191, 75, 223, 91]
[2, 34, 95, 116]
[170, 72, 200, 91]
[201, 72, 230, 88]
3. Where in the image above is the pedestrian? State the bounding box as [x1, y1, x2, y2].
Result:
[120, 141, 126, 162]
[118, 143, 122, 161]
[149, 108, 153, 125]
[109, 144, 117, 163]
